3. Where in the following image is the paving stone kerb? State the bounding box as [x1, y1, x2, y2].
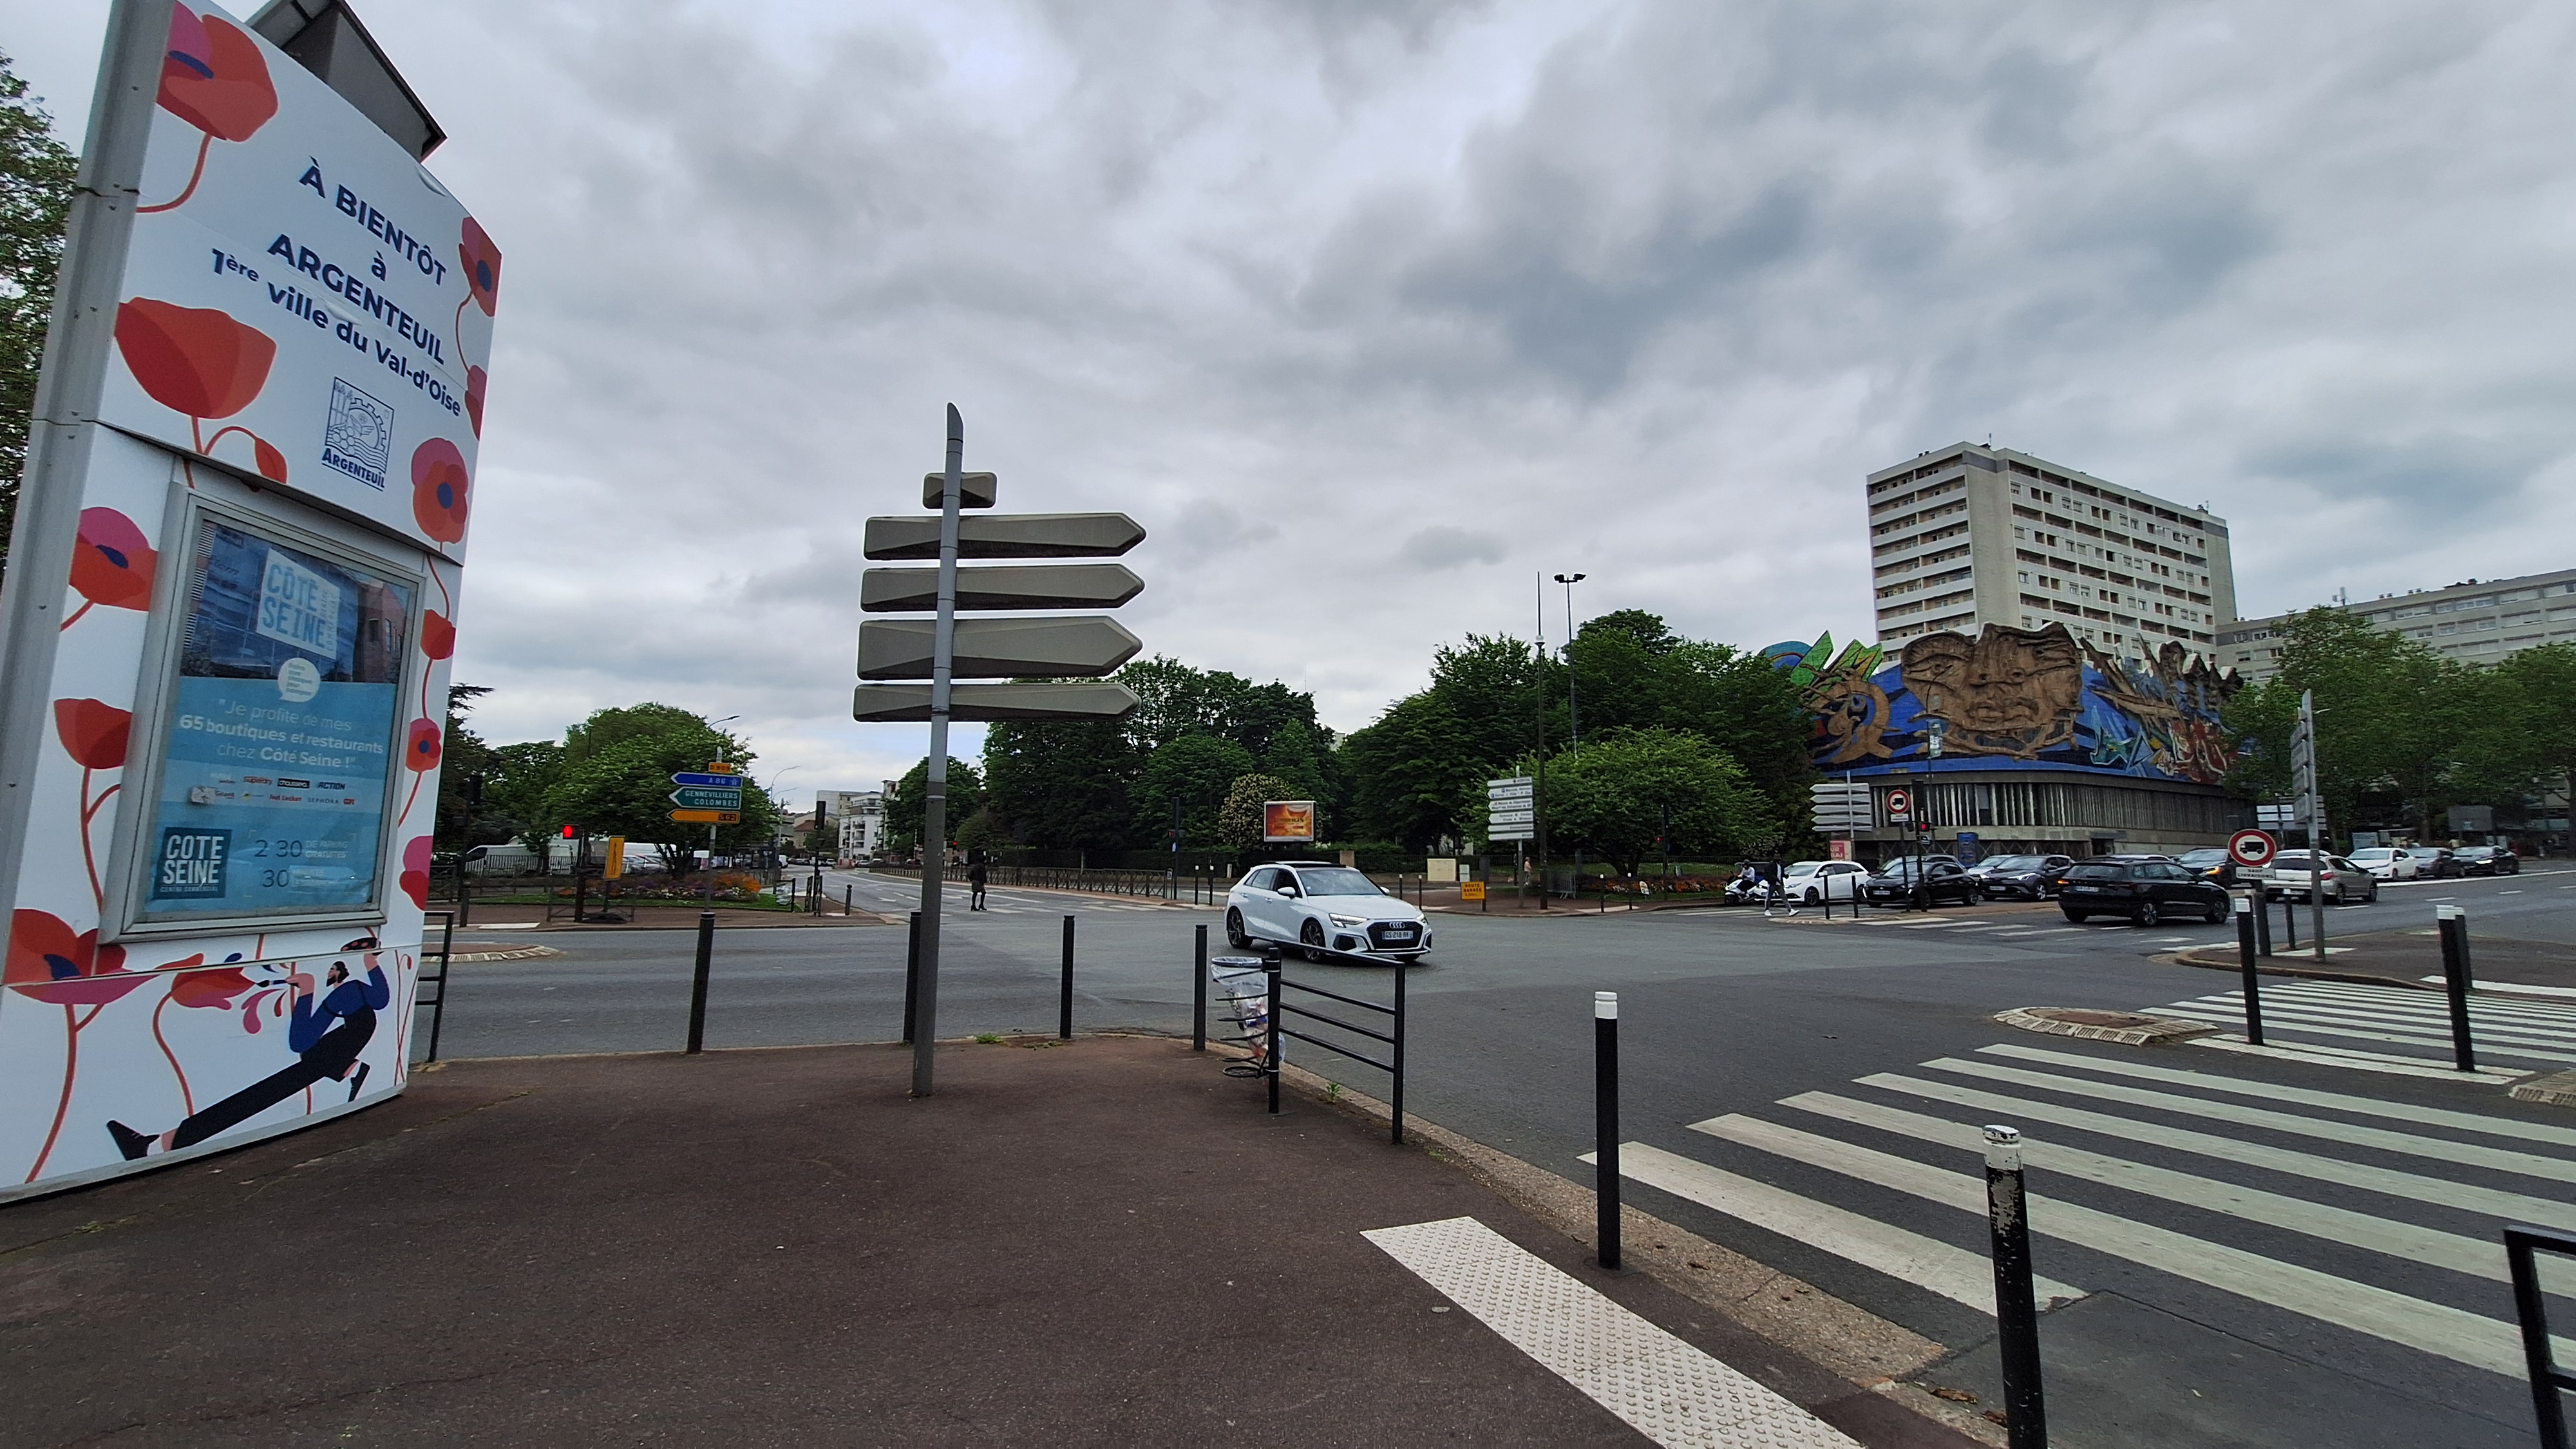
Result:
[0, 1037, 1975, 1448]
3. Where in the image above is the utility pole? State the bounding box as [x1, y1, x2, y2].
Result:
[1533, 574, 1550, 909]
[2295, 690, 2325, 961]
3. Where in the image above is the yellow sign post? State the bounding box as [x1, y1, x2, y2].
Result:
[1461, 879, 1488, 911]
[605, 837, 627, 880]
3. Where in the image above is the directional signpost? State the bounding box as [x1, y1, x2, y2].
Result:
[1488, 776, 1535, 907]
[858, 407, 1151, 1095]
[671, 764, 742, 904]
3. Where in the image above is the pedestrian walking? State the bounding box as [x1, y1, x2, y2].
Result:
[968, 858, 989, 911]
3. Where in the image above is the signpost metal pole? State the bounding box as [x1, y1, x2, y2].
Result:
[2235, 895, 2264, 1046]
[2299, 690, 2325, 962]
[1192, 923, 1208, 1052]
[1595, 990, 1622, 1271]
[1059, 914, 1075, 1041]
[685, 910, 715, 1054]
[913, 406, 965, 1096]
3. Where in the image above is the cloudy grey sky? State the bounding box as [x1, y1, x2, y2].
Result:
[16, 1, 2576, 795]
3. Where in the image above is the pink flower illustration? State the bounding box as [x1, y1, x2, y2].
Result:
[141, 6, 278, 215]
[399, 836, 435, 909]
[411, 439, 471, 544]
[68, 509, 156, 618]
[405, 719, 442, 773]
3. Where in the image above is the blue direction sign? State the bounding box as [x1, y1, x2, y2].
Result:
[672, 772, 740, 788]
[670, 786, 744, 810]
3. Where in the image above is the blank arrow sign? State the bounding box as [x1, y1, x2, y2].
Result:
[860, 563, 1143, 613]
[858, 616, 1142, 679]
[864, 512, 1146, 560]
[853, 682, 1141, 722]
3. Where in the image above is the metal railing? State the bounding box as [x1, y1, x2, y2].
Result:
[2508, 1224, 2576, 1446]
[1262, 947, 1407, 1144]
[416, 911, 455, 1063]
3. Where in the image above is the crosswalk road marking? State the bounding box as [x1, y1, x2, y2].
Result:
[2146, 978, 2576, 1070]
[1604, 1036, 2576, 1381]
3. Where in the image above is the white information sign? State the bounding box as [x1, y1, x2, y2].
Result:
[98, 3, 497, 558]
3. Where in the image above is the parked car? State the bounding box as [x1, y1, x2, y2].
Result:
[2403, 846, 2462, 878]
[1862, 856, 1980, 907]
[1969, 854, 2075, 900]
[2264, 851, 2380, 905]
[1779, 860, 1871, 904]
[2058, 859, 2231, 926]
[2174, 847, 2239, 889]
[2454, 844, 2521, 876]
[1226, 862, 1432, 962]
[2346, 848, 2420, 881]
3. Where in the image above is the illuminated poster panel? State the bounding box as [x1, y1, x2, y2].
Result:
[138, 513, 413, 924]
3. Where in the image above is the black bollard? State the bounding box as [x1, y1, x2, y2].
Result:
[1192, 923, 1208, 1052]
[2439, 905, 2477, 1072]
[1984, 1124, 2048, 1448]
[2255, 886, 2273, 956]
[903, 911, 921, 1045]
[1264, 947, 1283, 1114]
[1596, 990, 1622, 1271]
[2235, 895, 2264, 1046]
[2280, 893, 2297, 952]
[685, 911, 715, 1054]
[1059, 914, 1075, 1041]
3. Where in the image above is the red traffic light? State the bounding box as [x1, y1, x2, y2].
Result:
[561, 824, 576, 838]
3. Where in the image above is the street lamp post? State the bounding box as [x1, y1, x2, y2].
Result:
[1553, 573, 1587, 750]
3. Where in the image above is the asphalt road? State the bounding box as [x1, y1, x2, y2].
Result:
[421, 865, 2576, 1449]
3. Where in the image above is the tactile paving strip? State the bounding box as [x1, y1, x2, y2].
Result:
[1364, 1216, 1862, 1449]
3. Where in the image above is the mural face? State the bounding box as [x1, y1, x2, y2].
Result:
[1767, 623, 2240, 784]
[1902, 625, 2085, 760]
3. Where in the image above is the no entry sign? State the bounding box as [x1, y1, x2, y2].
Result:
[2229, 829, 2278, 868]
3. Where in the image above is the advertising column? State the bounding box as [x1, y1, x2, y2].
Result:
[0, 1, 499, 1197]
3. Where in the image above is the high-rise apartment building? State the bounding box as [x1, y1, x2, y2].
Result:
[2219, 566, 2576, 685]
[1866, 443, 2236, 664]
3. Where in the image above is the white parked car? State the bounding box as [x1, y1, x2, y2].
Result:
[1780, 860, 1870, 904]
[2264, 851, 2380, 904]
[2345, 848, 2420, 881]
[1226, 862, 1432, 963]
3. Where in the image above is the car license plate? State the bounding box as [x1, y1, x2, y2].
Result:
[1380, 926, 1417, 942]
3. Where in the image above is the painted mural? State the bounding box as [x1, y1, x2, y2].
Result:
[1765, 623, 2240, 784]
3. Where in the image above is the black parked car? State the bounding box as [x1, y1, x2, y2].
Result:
[2059, 859, 2231, 927]
[1970, 854, 2075, 900]
[1862, 856, 1980, 907]
[2455, 844, 2521, 876]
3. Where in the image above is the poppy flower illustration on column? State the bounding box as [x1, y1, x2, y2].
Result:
[398, 718, 443, 824]
[113, 299, 287, 481]
[453, 218, 502, 361]
[411, 437, 471, 544]
[399, 836, 435, 910]
[54, 698, 133, 913]
[62, 509, 158, 631]
[464, 366, 488, 437]
[8, 911, 149, 1182]
[140, 5, 278, 215]
[421, 611, 457, 661]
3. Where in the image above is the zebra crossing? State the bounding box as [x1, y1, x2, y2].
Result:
[1593, 1037, 2576, 1380]
[2145, 977, 2576, 1075]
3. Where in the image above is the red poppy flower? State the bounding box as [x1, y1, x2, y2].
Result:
[411, 437, 471, 543]
[115, 298, 276, 420]
[53, 699, 132, 771]
[4, 911, 146, 1007]
[169, 964, 252, 1010]
[465, 365, 488, 437]
[406, 719, 442, 773]
[458, 218, 502, 316]
[70, 508, 156, 611]
[421, 611, 456, 661]
[158, 5, 276, 143]
[399, 835, 435, 909]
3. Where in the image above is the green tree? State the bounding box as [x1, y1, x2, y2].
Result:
[433, 684, 513, 854]
[2454, 643, 2576, 822]
[1132, 734, 1254, 848]
[1341, 694, 1478, 849]
[2224, 608, 2467, 840]
[0, 53, 79, 578]
[886, 755, 983, 857]
[1218, 772, 1307, 853]
[980, 717, 1134, 851]
[486, 739, 565, 867]
[540, 705, 775, 873]
[1537, 727, 1770, 876]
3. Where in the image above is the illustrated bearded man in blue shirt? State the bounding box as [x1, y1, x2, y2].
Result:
[108, 938, 391, 1161]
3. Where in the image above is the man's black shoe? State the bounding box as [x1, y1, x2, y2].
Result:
[107, 1120, 152, 1160]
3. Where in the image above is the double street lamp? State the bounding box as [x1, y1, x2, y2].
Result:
[1553, 573, 1586, 750]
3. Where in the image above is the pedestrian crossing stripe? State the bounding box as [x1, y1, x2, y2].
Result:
[1604, 1042, 2576, 1383]
[2146, 978, 2576, 1070]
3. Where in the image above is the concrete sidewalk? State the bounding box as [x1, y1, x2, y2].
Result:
[0, 1036, 1977, 1448]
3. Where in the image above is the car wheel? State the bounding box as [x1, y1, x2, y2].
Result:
[1299, 918, 1328, 962]
[2062, 911, 2088, 923]
[1803, 887, 1821, 904]
[2134, 901, 2161, 928]
[1225, 908, 1250, 949]
[2204, 900, 2228, 925]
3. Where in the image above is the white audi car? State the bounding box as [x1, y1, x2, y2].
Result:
[1226, 862, 1432, 963]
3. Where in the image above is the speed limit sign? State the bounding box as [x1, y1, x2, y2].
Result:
[2228, 829, 2278, 868]
[1886, 788, 1912, 822]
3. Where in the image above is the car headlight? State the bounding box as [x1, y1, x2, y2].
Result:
[1329, 914, 1368, 927]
